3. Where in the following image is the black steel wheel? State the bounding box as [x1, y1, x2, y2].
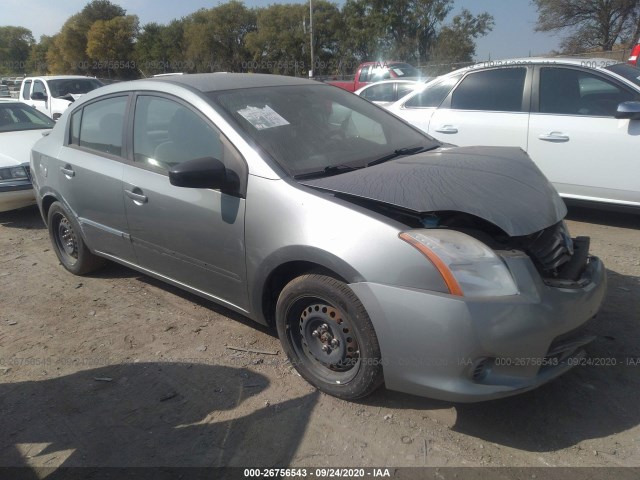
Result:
[276, 274, 383, 399]
[47, 201, 105, 275]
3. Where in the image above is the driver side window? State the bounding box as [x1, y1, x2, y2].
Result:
[133, 96, 224, 171]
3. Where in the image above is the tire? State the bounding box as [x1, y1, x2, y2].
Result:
[47, 201, 105, 275]
[276, 274, 384, 399]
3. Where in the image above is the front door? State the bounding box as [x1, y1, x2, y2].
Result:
[123, 94, 248, 310]
[528, 66, 640, 204]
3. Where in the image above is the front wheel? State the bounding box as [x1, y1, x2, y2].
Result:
[276, 274, 383, 399]
[47, 201, 105, 275]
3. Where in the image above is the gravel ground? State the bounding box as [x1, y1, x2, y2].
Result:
[0, 204, 639, 473]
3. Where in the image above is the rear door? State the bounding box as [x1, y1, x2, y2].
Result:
[527, 65, 640, 204]
[56, 94, 136, 262]
[122, 94, 249, 311]
[427, 67, 531, 148]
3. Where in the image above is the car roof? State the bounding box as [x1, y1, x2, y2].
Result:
[452, 57, 625, 74]
[23, 75, 100, 81]
[144, 72, 315, 92]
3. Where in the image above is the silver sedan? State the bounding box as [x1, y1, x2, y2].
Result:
[31, 73, 606, 402]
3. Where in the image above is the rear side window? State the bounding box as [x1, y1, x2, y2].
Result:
[76, 96, 127, 156]
[69, 109, 81, 145]
[405, 75, 461, 108]
[361, 83, 395, 102]
[450, 68, 527, 112]
[22, 79, 32, 100]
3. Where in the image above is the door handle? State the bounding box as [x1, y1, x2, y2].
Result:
[60, 165, 75, 177]
[434, 125, 459, 134]
[125, 188, 148, 204]
[538, 132, 570, 142]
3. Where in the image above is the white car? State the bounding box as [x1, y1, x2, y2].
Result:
[355, 79, 425, 107]
[387, 58, 640, 208]
[19, 76, 104, 121]
[0, 100, 55, 212]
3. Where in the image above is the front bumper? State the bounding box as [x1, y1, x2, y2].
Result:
[0, 183, 36, 212]
[350, 252, 606, 402]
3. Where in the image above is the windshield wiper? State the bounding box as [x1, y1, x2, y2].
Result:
[367, 145, 436, 167]
[294, 164, 362, 180]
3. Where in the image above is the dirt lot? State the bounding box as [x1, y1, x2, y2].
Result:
[0, 204, 639, 473]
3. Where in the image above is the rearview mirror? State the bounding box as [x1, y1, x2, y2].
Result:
[615, 101, 640, 120]
[169, 157, 227, 190]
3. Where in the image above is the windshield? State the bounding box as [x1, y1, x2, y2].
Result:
[208, 84, 439, 177]
[48, 78, 104, 98]
[0, 103, 55, 132]
[605, 63, 640, 88]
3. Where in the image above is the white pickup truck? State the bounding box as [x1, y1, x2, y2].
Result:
[20, 76, 104, 120]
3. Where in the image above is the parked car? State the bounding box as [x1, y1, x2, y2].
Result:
[355, 79, 425, 107]
[32, 73, 605, 402]
[20, 76, 104, 120]
[327, 61, 422, 92]
[0, 99, 55, 212]
[387, 58, 640, 208]
[0, 85, 10, 98]
[629, 41, 640, 66]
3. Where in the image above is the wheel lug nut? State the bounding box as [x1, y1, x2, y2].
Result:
[331, 339, 339, 347]
[312, 330, 319, 338]
[322, 345, 329, 352]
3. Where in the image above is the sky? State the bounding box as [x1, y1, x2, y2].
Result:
[2, 0, 562, 60]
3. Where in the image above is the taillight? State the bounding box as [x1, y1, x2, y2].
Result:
[629, 44, 640, 66]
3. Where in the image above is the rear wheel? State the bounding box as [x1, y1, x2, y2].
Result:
[276, 274, 383, 399]
[47, 201, 105, 275]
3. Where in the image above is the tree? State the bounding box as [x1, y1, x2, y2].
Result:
[533, 0, 640, 52]
[0, 26, 35, 74]
[183, 1, 257, 73]
[86, 15, 139, 78]
[28, 35, 54, 74]
[50, 0, 128, 75]
[244, 4, 308, 75]
[430, 9, 494, 71]
[309, 1, 344, 76]
[338, 0, 493, 66]
[135, 20, 186, 76]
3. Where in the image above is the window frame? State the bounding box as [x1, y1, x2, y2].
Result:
[21, 79, 32, 100]
[128, 91, 249, 197]
[440, 66, 533, 113]
[531, 64, 639, 117]
[64, 93, 133, 162]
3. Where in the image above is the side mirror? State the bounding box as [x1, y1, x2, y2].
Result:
[615, 101, 640, 120]
[169, 157, 227, 190]
[31, 92, 48, 101]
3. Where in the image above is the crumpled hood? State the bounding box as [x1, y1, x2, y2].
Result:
[0, 129, 50, 166]
[300, 146, 567, 237]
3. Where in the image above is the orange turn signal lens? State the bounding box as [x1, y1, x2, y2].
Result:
[399, 232, 464, 296]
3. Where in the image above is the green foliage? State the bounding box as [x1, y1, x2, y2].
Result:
[429, 9, 494, 72]
[244, 3, 308, 75]
[337, 0, 493, 70]
[183, 1, 257, 73]
[0, 26, 35, 74]
[86, 15, 139, 79]
[49, 0, 129, 75]
[8, 0, 495, 78]
[135, 21, 186, 76]
[533, 0, 640, 52]
[27, 35, 54, 74]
